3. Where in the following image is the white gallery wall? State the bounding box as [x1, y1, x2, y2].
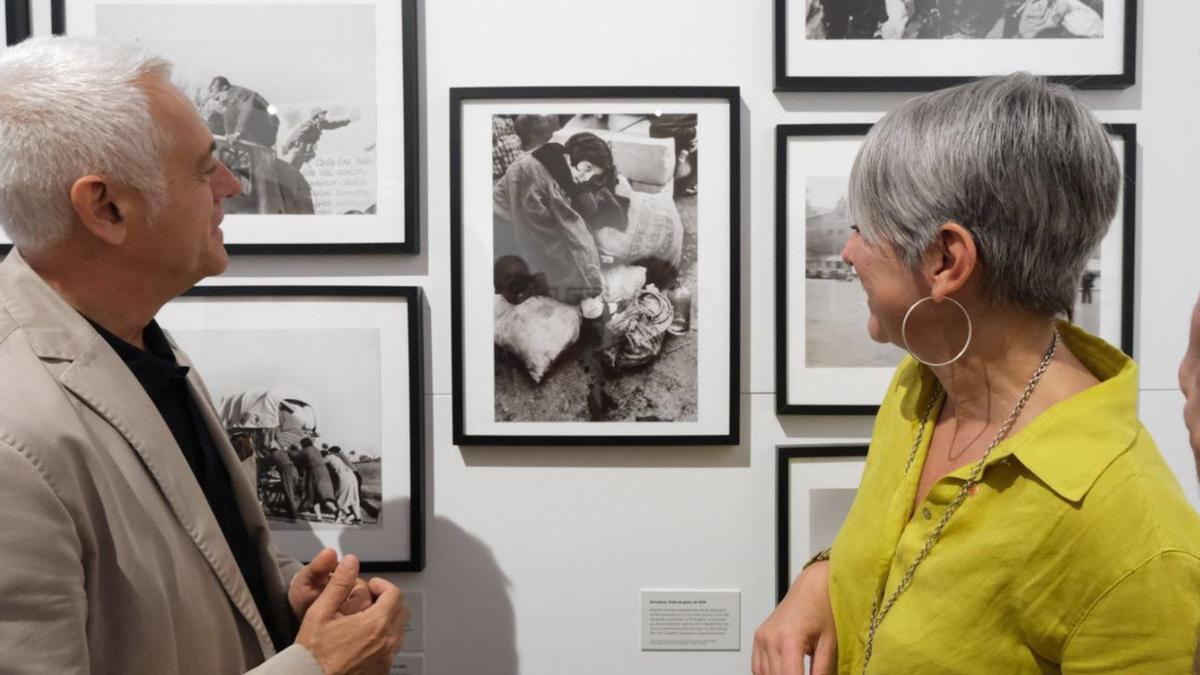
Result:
[203, 0, 1199, 672]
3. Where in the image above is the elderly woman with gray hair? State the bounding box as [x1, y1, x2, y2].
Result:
[754, 74, 1200, 675]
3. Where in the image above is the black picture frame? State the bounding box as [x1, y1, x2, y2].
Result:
[775, 123, 1137, 415]
[173, 285, 426, 572]
[774, 0, 1138, 92]
[5, 0, 31, 45]
[450, 86, 742, 446]
[49, 0, 421, 255]
[776, 444, 868, 602]
[775, 124, 878, 416]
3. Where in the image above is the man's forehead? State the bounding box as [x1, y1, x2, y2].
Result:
[141, 75, 213, 154]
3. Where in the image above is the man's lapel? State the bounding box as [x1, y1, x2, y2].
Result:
[0, 251, 274, 656]
[59, 345, 275, 652]
[180, 362, 282, 655]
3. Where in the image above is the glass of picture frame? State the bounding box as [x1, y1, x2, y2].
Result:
[775, 123, 1137, 414]
[776, 444, 868, 601]
[158, 285, 426, 571]
[450, 86, 742, 445]
[44, 0, 420, 253]
[774, 0, 1138, 92]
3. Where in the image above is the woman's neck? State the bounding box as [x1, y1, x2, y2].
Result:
[929, 310, 1059, 426]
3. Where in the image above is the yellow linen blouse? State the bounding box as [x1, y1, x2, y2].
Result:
[830, 322, 1200, 673]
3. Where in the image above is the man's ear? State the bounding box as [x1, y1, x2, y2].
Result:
[69, 175, 138, 246]
[928, 222, 978, 302]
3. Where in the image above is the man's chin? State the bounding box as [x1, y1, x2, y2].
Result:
[203, 245, 230, 277]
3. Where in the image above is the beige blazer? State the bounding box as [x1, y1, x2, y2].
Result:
[0, 251, 323, 674]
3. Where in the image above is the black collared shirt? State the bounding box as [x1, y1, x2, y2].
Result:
[87, 318, 291, 651]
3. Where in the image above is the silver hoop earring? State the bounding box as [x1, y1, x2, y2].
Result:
[901, 296, 972, 368]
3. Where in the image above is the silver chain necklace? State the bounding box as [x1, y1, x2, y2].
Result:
[861, 329, 1060, 674]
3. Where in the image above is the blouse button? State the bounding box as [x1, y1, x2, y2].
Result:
[922, 507, 932, 520]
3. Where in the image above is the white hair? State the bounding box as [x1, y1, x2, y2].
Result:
[849, 73, 1120, 319]
[0, 36, 173, 251]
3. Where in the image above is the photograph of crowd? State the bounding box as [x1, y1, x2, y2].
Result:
[170, 327, 385, 528]
[490, 113, 699, 423]
[95, 2, 378, 216]
[806, 0, 1105, 39]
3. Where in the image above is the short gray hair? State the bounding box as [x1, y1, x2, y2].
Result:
[848, 73, 1120, 319]
[0, 36, 172, 251]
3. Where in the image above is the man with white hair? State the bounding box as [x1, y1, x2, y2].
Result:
[0, 36, 407, 674]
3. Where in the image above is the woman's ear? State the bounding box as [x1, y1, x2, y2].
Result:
[928, 222, 978, 302]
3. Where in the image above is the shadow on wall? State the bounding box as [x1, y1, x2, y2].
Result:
[778, 414, 874, 440]
[418, 516, 517, 675]
[287, 503, 519, 674]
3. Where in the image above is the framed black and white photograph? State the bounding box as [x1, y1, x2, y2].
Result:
[775, 0, 1137, 91]
[157, 286, 425, 571]
[54, 0, 419, 253]
[775, 123, 1135, 414]
[776, 445, 866, 601]
[451, 87, 740, 445]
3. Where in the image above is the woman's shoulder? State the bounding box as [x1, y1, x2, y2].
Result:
[868, 356, 937, 446]
[1058, 426, 1200, 566]
[877, 355, 931, 416]
[857, 357, 936, 480]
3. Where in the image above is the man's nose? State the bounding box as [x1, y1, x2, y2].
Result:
[213, 160, 243, 200]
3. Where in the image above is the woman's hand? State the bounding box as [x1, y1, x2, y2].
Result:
[752, 561, 837, 675]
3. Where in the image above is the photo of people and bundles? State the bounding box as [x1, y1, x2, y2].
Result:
[221, 387, 381, 527]
[807, 0, 1105, 40]
[491, 113, 700, 423]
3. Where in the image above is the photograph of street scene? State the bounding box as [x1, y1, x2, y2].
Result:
[804, 175, 1105, 369]
[804, 176, 905, 369]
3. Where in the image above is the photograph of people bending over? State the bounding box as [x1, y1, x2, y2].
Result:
[491, 113, 699, 423]
[171, 327, 385, 529]
[222, 390, 380, 527]
[806, 0, 1104, 39]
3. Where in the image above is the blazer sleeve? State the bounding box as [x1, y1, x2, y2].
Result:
[1061, 551, 1200, 673]
[0, 440, 89, 674]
